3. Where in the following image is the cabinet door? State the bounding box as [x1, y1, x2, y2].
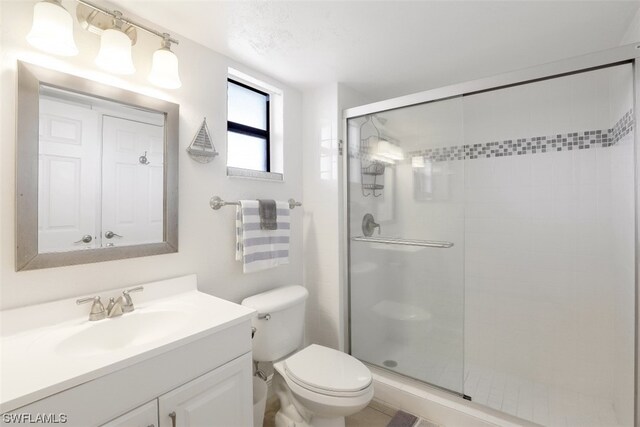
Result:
[100, 400, 158, 427]
[158, 353, 252, 427]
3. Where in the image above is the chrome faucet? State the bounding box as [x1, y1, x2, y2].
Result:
[76, 286, 145, 321]
[76, 296, 106, 321]
[106, 296, 125, 318]
[122, 286, 144, 313]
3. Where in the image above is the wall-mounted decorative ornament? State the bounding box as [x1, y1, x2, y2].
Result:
[186, 118, 218, 163]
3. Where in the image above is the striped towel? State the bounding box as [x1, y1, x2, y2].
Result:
[236, 200, 290, 273]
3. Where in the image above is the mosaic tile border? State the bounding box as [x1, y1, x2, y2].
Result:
[350, 109, 634, 163]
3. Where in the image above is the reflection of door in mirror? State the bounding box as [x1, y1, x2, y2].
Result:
[37, 86, 165, 254]
[102, 117, 164, 247]
[38, 99, 100, 253]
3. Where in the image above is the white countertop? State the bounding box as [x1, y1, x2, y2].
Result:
[0, 275, 255, 413]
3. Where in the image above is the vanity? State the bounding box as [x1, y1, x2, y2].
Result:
[0, 275, 256, 427]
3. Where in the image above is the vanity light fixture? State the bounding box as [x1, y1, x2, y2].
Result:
[27, 0, 79, 56]
[148, 34, 182, 89]
[26, 0, 181, 89]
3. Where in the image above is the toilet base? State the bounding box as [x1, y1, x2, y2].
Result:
[275, 375, 346, 427]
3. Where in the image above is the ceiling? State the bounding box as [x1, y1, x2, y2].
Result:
[112, 1, 640, 101]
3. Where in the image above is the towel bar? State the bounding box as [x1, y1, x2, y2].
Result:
[210, 196, 302, 210]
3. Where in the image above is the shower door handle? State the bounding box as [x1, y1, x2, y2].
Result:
[352, 236, 454, 248]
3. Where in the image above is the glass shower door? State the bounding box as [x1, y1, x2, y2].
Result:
[347, 96, 465, 394]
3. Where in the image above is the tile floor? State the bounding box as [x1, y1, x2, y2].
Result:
[345, 406, 393, 427]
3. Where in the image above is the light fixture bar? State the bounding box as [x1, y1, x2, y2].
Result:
[75, 0, 179, 45]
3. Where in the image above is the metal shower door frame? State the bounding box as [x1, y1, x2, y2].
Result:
[340, 42, 640, 422]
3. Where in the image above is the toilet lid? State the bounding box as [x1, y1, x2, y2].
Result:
[284, 344, 372, 393]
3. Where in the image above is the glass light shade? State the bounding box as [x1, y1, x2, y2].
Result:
[95, 28, 135, 75]
[27, 1, 78, 56]
[149, 48, 182, 89]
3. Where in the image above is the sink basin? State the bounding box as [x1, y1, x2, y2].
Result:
[54, 309, 189, 356]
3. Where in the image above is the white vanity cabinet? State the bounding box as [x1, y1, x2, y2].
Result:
[1, 322, 254, 427]
[99, 353, 253, 427]
[101, 401, 158, 427]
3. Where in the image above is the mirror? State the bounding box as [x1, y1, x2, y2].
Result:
[17, 62, 179, 270]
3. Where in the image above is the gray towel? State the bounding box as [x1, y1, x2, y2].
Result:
[258, 199, 277, 230]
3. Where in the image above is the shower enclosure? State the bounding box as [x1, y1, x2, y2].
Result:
[345, 52, 636, 426]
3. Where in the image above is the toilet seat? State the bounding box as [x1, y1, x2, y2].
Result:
[283, 344, 373, 398]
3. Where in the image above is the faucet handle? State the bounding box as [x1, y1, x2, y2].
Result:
[76, 296, 106, 321]
[122, 286, 144, 313]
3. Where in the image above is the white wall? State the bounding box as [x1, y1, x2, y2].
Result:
[620, 7, 640, 45]
[0, 0, 303, 310]
[302, 83, 341, 349]
[301, 82, 371, 351]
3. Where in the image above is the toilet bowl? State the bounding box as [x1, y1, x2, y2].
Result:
[273, 344, 374, 427]
[242, 286, 374, 427]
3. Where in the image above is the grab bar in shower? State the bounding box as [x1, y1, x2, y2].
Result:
[351, 236, 454, 248]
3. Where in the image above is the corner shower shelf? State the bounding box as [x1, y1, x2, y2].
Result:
[361, 163, 386, 176]
[362, 184, 385, 191]
[359, 116, 387, 197]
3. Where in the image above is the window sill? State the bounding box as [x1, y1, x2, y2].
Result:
[226, 167, 283, 182]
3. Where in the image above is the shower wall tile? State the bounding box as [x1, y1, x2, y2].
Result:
[462, 132, 626, 399]
[463, 67, 611, 146]
[609, 134, 636, 427]
[402, 112, 631, 164]
[372, 101, 629, 166]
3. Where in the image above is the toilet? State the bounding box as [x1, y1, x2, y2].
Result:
[242, 286, 374, 427]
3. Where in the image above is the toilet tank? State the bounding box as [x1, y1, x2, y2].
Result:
[241, 285, 308, 362]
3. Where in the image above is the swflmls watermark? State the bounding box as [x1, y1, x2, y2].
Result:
[2, 413, 68, 424]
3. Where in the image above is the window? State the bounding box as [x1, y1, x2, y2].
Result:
[227, 79, 270, 172]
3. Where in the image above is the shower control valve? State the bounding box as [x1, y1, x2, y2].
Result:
[362, 213, 381, 237]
